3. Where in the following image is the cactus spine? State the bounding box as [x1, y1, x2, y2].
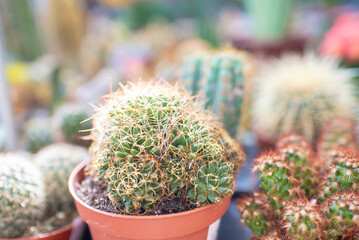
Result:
[182, 49, 252, 138]
[0, 153, 45, 238]
[89, 81, 245, 214]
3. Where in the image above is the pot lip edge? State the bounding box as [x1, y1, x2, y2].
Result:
[0, 223, 72, 240]
[69, 161, 232, 220]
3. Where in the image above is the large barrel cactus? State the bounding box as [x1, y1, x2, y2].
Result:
[88, 81, 245, 214]
[182, 49, 252, 138]
[0, 153, 45, 238]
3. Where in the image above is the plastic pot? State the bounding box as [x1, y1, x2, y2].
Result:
[69, 161, 231, 240]
[0, 224, 72, 240]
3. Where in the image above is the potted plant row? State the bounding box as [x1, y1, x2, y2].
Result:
[69, 81, 246, 240]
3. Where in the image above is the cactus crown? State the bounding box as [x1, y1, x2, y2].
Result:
[252, 54, 356, 143]
[238, 127, 359, 239]
[89, 81, 245, 214]
[0, 153, 46, 238]
[182, 48, 252, 138]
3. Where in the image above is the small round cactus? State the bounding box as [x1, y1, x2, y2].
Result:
[35, 143, 89, 215]
[252, 54, 356, 143]
[322, 192, 359, 239]
[237, 192, 273, 237]
[282, 199, 322, 240]
[0, 153, 46, 238]
[52, 103, 92, 144]
[24, 117, 53, 153]
[182, 48, 253, 138]
[89, 81, 245, 214]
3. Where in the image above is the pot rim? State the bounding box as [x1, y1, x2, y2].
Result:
[0, 224, 72, 240]
[69, 161, 232, 220]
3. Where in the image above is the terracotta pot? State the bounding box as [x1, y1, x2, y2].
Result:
[69, 162, 231, 240]
[0, 224, 72, 240]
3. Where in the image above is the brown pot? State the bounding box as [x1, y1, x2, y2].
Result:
[0, 224, 72, 240]
[69, 162, 231, 240]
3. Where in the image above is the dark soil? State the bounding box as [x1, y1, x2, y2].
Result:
[77, 176, 192, 215]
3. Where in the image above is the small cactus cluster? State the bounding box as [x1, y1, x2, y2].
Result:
[181, 48, 253, 138]
[251, 54, 356, 144]
[35, 143, 89, 216]
[0, 153, 46, 238]
[88, 81, 245, 214]
[238, 122, 359, 239]
[52, 103, 92, 144]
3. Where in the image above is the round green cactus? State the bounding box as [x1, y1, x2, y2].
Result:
[24, 117, 53, 153]
[322, 193, 359, 239]
[89, 81, 245, 214]
[0, 153, 45, 238]
[182, 49, 252, 138]
[237, 192, 273, 237]
[52, 103, 92, 144]
[282, 199, 322, 240]
[35, 143, 89, 215]
[318, 151, 359, 201]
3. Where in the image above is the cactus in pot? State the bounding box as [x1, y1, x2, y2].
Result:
[181, 49, 253, 138]
[0, 153, 46, 238]
[88, 81, 245, 215]
[35, 143, 89, 216]
[251, 54, 356, 144]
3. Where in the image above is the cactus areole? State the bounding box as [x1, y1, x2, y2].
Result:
[69, 81, 245, 240]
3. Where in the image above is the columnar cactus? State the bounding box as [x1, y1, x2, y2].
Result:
[24, 117, 53, 153]
[89, 81, 245, 214]
[52, 103, 92, 144]
[0, 153, 46, 238]
[237, 192, 273, 237]
[322, 192, 359, 239]
[35, 144, 89, 215]
[282, 199, 322, 240]
[252, 54, 356, 143]
[182, 49, 252, 138]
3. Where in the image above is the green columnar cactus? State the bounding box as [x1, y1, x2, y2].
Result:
[278, 143, 318, 198]
[0, 153, 45, 238]
[24, 117, 53, 153]
[182, 49, 251, 138]
[89, 81, 245, 214]
[35, 144, 89, 215]
[322, 193, 359, 239]
[52, 103, 92, 144]
[252, 54, 356, 144]
[318, 152, 359, 201]
[237, 192, 273, 237]
[317, 118, 357, 162]
[254, 152, 298, 210]
[282, 199, 322, 240]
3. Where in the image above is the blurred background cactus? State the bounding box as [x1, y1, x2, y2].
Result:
[88, 81, 245, 214]
[182, 49, 253, 139]
[24, 117, 54, 153]
[251, 54, 356, 145]
[0, 153, 45, 238]
[52, 103, 92, 145]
